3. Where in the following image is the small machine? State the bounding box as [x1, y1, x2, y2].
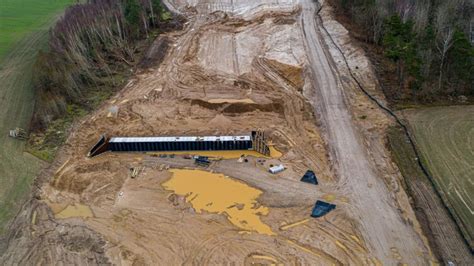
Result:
[9, 128, 28, 140]
[194, 156, 210, 166]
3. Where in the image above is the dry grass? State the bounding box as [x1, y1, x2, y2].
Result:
[404, 105, 474, 249]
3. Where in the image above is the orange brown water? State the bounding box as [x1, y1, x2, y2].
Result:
[149, 146, 282, 159]
[162, 169, 275, 235]
[55, 203, 94, 219]
[269, 146, 282, 158]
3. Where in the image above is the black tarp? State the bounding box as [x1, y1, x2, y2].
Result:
[311, 200, 336, 218]
[300, 170, 318, 185]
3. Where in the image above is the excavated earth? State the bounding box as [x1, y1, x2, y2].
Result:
[1, 0, 439, 265]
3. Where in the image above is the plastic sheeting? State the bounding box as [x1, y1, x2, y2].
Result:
[300, 170, 318, 185]
[311, 200, 336, 218]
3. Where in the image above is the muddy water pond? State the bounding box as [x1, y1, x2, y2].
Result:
[55, 203, 94, 219]
[162, 169, 274, 235]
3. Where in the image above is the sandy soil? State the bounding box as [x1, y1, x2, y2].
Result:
[1, 0, 437, 265]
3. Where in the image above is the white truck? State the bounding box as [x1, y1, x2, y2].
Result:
[269, 164, 285, 174]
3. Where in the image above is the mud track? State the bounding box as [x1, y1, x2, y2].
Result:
[300, 0, 431, 263]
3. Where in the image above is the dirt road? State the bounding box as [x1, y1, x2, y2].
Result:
[300, 0, 428, 263]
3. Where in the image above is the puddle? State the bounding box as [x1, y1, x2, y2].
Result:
[269, 146, 282, 158]
[322, 193, 336, 202]
[162, 169, 274, 235]
[55, 203, 94, 219]
[207, 98, 255, 104]
[149, 147, 282, 159]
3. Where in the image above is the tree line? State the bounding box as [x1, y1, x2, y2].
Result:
[332, 0, 473, 103]
[33, 0, 169, 127]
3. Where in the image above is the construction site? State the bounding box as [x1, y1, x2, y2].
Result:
[2, 0, 472, 265]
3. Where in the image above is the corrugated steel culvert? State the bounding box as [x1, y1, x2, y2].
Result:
[88, 130, 269, 157]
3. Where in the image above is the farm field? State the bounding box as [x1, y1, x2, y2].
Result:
[0, 0, 73, 61]
[0, 0, 75, 231]
[403, 106, 474, 249]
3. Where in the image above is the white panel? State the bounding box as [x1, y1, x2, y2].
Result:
[109, 135, 251, 143]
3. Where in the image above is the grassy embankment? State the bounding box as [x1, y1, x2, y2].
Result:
[390, 106, 474, 249]
[0, 0, 75, 232]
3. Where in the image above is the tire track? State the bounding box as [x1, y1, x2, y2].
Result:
[315, 0, 474, 262]
[300, 0, 429, 263]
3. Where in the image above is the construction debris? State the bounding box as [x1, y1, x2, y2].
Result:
[107, 106, 119, 118]
[252, 129, 270, 156]
[129, 167, 145, 179]
[158, 164, 170, 171]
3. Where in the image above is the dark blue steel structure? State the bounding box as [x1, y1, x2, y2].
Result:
[88, 134, 255, 157]
[108, 136, 253, 152]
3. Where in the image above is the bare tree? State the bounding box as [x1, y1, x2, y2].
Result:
[371, 0, 395, 43]
[435, 0, 459, 93]
[413, 0, 430, 34]
[396, 0, 414, 23]
[369, 5, 383, 43]
[436, 27, 454, 93]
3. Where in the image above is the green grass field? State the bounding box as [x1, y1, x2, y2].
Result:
[0, 0, 75, 232]
[404, 106, 474, 248]
[0, 0, 73, 61]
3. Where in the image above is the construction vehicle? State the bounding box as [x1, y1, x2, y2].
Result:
[269, 164, 285, 174]
[9, 128, 28, 140]
[194, 156, 210, 166]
